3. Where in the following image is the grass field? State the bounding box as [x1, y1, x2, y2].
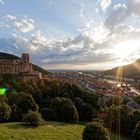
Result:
[0, 122, 133, 140]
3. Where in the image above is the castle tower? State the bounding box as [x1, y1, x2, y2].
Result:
[21, 53, 30, 64]
[21, 53, 32, 72]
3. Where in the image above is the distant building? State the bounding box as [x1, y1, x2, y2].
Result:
[0, 53, 42, 80]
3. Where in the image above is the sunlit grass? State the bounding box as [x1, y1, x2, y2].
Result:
[0, 122, 133, 140]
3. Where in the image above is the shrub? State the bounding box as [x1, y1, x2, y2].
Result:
[23, 110, 43, 126]
[0, 102, 11, 122]
[82, 122, 110, 140]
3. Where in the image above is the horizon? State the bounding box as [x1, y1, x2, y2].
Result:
[0, 0, 140, 70]
[0, 51, 138, 71]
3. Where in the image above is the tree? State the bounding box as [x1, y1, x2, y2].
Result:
[86, 93, 99, 108]
[10, 104, 19, 121]
[104, 105, 122, 133]
[134, 95, 140, 104]
[51, 97, 79, 122]
[24, 84, 35, 94]
[45, 80, 61, 97]
[82, 122, 110, 140]
[74, 97, 94, 121]
[107, 96, 121, 107]
[79, 103, 94, 121]
[104, 105, 139, 137]
[0, 102, 11, 122]
[17, 92, 38, 114]
[41, 108, 57, 121]
[133, 121, 140, 140]
[0, 96, 7, 103]
[31, 89, 43, 107]
[23, 110, 44, 126]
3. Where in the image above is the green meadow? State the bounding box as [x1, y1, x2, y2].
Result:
[0, 122, 133, 140]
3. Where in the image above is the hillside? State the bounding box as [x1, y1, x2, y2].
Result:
[0, 122, 132, 140]
[104, 59, 140, 79]
[0, 52, 49, 75]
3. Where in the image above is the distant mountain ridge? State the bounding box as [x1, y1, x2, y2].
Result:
[104, 59, 140, 80]
[0, 52, 49, 75]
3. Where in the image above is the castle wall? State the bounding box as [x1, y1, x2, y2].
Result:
[0, 53, 42, 81]
[0, 54, 32, 74]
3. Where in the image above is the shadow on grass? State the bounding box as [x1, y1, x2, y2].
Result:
[5, 123, 39, 129]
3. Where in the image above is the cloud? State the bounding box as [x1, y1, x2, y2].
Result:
[105, 4, 128, 28]
[0, 0, 4, 5]
[1, 1, 140, 70]
[128, 0, 140, 16]
[105, 0, 140, 29]
[3, 15, 16, 21]
[15, 17, 35, 33]
[9, 21, 140, 69]
[1, 10, 139, 69]
[0, 22, 10, 28]
[80, 3, 85, 17]
[101, 0, 111, 11]
[77, 22, 110, 43]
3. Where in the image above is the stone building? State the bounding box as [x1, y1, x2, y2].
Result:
[0, 53, 42, 80]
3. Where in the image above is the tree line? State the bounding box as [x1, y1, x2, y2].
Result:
[0, 77, 140, 140]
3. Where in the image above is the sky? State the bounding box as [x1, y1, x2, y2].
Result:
[0, 0, 140, 70]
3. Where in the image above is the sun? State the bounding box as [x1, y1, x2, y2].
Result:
[114, 40, 140, 60]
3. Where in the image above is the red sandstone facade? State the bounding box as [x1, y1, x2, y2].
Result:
[0, 53, 42, 80]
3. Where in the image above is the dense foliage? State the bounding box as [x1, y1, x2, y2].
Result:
[0, 102, 11, 122]
[23, 110, 44, 126]
[104, 104, 140, 139]
[0, 78, 99, 124]
[82, 122, 109, 140]
[0, 76, 139, 139]
[133, 121, 140, 140]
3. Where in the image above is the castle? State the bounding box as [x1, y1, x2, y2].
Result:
[0, 53, 42, 80]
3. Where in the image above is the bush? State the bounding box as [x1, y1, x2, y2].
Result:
[0, 102, 11, 122]
[133, 121, 140, 140]
[23, 110, 44, 126]
[82, 122, 110, 140]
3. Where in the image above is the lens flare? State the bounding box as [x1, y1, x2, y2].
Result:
[0, 88, 7, 96]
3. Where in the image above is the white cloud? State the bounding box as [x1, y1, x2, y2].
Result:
[15, 17, 35, 33]
[105, 3, 128, 28]
[1, 1, 140, 70]
[3, 15, 16, 21]
[113, 4, 127, 10]
[80, 3, 85, 17]
[0, 22, 9, 28]
[78, 22, 110, 43]
[128, 0, 140, 16]
[105, 0, 140, 29]
[101, 0, 111, 11]
[11, 22, 140, 67]
[0, 0, 4, 5]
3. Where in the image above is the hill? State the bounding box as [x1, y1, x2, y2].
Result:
[104, 59, 140, 79]
[0, 52, 49, 75]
